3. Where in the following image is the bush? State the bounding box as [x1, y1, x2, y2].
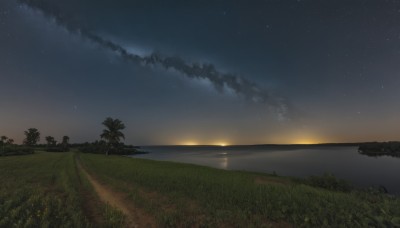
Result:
[359, 142, 400, 157]
[79, 141, 107, 154]
[305, 173, 353, 192]
[0, 146, 34, 156]
[79, 142, 142, 155]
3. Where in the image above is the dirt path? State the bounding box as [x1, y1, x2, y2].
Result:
[77, 163, 155, 228]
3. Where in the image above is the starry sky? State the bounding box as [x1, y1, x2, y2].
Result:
[1, 0, 400, 145]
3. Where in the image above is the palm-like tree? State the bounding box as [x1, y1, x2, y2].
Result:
[100, 117, 125, 155]
[1, 136, 7, 153]
[45, 136, 57, 147]
[1, 136, 7, 143]
[61, 136, 70, 152]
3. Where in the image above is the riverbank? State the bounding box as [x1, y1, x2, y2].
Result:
[1, 152, 399, 227]
[358, 142, 400, 158]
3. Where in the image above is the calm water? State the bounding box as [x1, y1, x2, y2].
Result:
[132, 145, 400, 193]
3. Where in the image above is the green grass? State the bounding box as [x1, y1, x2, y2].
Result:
[0, 152, 126, 227]
[80, 153, 400, 227]
[1, 152, 400, 227]
[0, 152, 89, 227]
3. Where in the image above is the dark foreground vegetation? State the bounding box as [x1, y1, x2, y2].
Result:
[78, 141, 142, 155]
[1, 152, 400, 227]
[358, 142, 400, 158]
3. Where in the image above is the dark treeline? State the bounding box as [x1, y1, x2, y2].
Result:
[0, 135, 33, 156]
[1, 117, 144, 156]
[358, 142, 400, 158]
[78, 141, 143, 155]
[44, 135, 70, 152]
[0, 144, 33, 156]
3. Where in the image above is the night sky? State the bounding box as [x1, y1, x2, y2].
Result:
[1, 0, 400, 145]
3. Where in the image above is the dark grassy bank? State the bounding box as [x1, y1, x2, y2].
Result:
[80, 153, 400, 227]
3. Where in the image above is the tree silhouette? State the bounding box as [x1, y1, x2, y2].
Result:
[6, 138, 14, 145]
[61, 136, 70, 152]
[0, 136, 7, 153]
[23, 128, 40, 146]
[1, 136, 8, 144]
[45, 136, 57, 147]
[100, 117, 125, 155]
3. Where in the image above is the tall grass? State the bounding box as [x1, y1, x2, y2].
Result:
[80, 153, 400, 227]
[0, 152, 90, 227]
[0, 152, 130, 227]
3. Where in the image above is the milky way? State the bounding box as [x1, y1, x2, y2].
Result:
[17, 0, 291, 121]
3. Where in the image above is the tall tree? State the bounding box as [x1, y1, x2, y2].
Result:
[1, 136, 8, 144]
[61, 136, 70, 152]
[23, 128, 40, 146]
[45, 136, 57, 147]
[100, 117, 125, 155]
[0, 136, 7, 153]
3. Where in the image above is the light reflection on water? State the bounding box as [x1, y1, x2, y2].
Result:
[132, 146, 400, 193]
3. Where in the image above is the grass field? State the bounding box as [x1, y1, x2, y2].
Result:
[0, 152, 125, 228]
[0, 152, 89, 227]
[1, 152, 400, 227]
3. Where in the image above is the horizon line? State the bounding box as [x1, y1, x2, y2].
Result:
[137, 142, 392, 147]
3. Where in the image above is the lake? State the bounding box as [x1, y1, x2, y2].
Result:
[132, 145, 400, 194]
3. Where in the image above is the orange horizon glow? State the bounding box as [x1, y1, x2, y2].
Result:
[179, 141, 230, 146]
[179, 138, 321, 145]
[181, 141, 199, 146]
[293, 140, 320, 145]
[177, 133, 323, 146]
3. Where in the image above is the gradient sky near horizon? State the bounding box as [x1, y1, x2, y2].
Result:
[1, 0, 400, 145]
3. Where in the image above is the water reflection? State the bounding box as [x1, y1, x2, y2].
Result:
[217, 152, 228, 169]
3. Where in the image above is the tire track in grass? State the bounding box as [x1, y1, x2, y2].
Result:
[74, 158, 105, 227]
[77, 162, 156, 228]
